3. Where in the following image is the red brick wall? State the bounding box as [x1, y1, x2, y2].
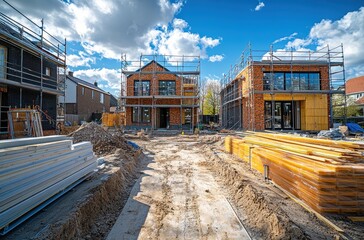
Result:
[125, 61, 198, 128]
[77, 85, 110, 121]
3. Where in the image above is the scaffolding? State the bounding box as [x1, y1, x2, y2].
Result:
[0, 1, 66, 137]
[121, 54, 200, 131]
[221, 44, 346, 131]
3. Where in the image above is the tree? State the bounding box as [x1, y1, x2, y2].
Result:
[202, 79, 221, 115]
[332, 95, 361, 118]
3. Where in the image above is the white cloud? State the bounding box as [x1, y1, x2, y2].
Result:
[272, 33, 298, 45]
[209, 55, 224, 62]
[1, 0, 221, 64]
[67, 52, 95, 67]
[145, 21, 221, 60]
[264, 7, 364, 79]
[74, 68, 121, 93]
[255, 2, 265, 11]
[172, 18, 188, 29]
[308, 7, 364, 68]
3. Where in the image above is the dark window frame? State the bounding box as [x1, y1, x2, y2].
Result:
[132, 107, 151, 123]
[134, 80, 150, 96]
[159, 80, 176, 95]
[263, 72, 321, 91]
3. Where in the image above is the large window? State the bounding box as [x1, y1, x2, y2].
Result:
[132, 107, 151, 123]
[263, 72, 320, 91]
[134, 80, 150, 96]
[159, 81, 176, 95]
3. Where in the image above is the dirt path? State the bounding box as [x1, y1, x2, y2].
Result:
[107, 138, 251, 240]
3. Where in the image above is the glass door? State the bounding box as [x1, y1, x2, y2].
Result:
[264, 102, 272, 129]
[283, 102, 292, 129]
[274, 102, 282, 129]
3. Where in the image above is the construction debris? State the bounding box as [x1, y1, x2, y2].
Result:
[226, 132, 364, 214]
[317, 128, 344, 139]
[68, 122, 134, 156]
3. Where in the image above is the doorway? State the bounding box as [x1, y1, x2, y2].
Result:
[264, 101, 300, 130]
[159, 108, 169, 128]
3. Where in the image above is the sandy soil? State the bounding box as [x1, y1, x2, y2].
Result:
[107, 137, 251, 239]
[2, 133, 363, 239]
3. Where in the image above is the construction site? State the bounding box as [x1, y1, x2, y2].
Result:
[1, 3, 364, 240]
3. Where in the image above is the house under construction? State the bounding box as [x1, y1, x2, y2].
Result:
[221, 45, 346, 131]
[0, 6, 66, 138]
[121, 55, 200, 131]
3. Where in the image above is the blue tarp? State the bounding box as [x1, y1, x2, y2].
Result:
[347, 123, 364, 133]
[127, 140, 140, 150]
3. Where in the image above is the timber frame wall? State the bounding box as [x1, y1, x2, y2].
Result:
[0, 3, 66, 136]
[121, 54, 200, 131]
[221, 45, 346, 131]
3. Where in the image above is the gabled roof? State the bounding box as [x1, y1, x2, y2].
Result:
[66, 75, 110, 95]
[126, 60, 176, 78]
[346, 76, 364, 95]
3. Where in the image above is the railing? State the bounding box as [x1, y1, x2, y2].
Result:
[0, 3, 66, 64]
[1, 60, 60, 90]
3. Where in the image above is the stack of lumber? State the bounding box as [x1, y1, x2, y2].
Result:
[225, 132, 364, 214]
[0, 135, 97, 233]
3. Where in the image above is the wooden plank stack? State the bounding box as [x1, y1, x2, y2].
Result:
[225, 132, 364, 214]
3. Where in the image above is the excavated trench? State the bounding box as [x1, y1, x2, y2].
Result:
[201, 147, 307, 239]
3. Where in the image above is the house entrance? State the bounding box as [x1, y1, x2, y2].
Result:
[159, 108, 170, 128]
[264, 101, 301, 130]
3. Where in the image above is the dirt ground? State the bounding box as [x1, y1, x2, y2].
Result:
[1, 133, 363, 239]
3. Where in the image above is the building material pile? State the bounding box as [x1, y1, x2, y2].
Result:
[68, 122, 134, 156]
[0, 135, 97, 234]
[225, 133, 364, 214]
[102, 112, 125, 127]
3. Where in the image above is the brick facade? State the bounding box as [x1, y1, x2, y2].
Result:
[125, 61, 198, 129]
[77, 85, 110, 122]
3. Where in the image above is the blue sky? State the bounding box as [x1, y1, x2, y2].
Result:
[1, 0, 363, 96]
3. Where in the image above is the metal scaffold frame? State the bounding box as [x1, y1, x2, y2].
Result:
[120, 54, 200, 131]
[0, 0, 67, 136]
[220, 44, 346, 131]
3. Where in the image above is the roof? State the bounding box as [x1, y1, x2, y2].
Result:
[66, 75, 110, 95]
[125, 60, 175, 77]
[346, 76, 364, 95]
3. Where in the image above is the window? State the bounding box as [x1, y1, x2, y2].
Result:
[81, 87, 85, 95]
[134, 80, 150, 96]
[132, 107, 151, 123]
[159, 81, 176, 95]
[100, 93, 104, 103]
[309, 73, 320, 90]
[45, 67, 51, 76]
[274, 73, 284, 90]
[299, 73, 309, 90]
[292, 73, 300, 90]
[92, 90, 94, 99]
[0, 46, 6, 79]
[263, 73, 273, 90]
[263, 72, 320, 91]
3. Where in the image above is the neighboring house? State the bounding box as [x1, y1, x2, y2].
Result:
[0, 10, 66, 137]
[109, 94, 119, 112]
[221, 46, 345, 131]
[59, 72, 110, 123]
[346, 76, 364, 115]
[122, 58, 199, 130]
